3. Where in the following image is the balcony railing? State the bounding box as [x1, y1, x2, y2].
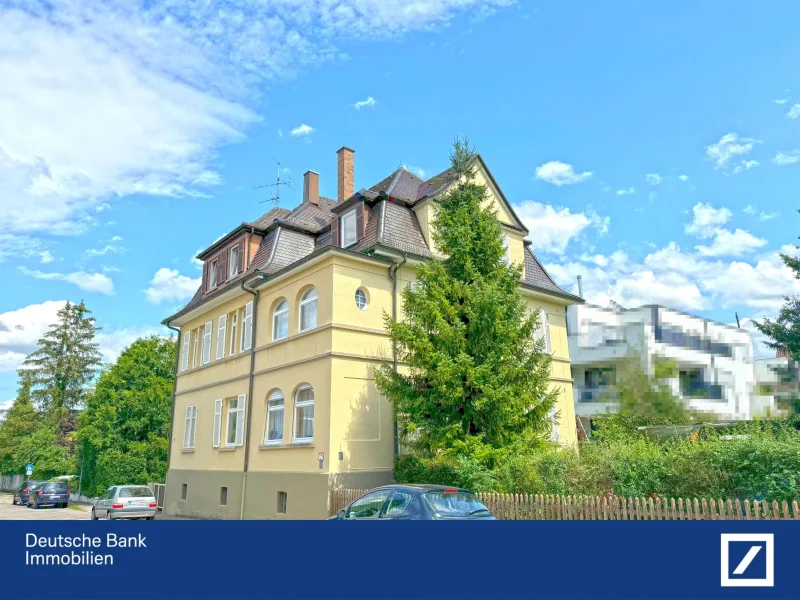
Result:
[575, 386, 618, 403]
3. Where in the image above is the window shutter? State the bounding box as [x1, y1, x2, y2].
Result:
[238, 239, 245, 272]
[213, 399, 222, 448]
[330, 216, 339, 248]
[202, 261, 209, 292]
[355, 203, 365, 241]
[235, 394, 246, 446]
[183, 406, 191, 448]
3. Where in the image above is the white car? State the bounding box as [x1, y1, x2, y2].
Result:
[92, 485, 157, 520]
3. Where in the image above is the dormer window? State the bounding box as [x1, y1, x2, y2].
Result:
[229, 245, 240, 278]
[209, 259, 218, 288]
[340, 209, 357, 247]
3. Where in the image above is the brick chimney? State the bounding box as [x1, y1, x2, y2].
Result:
[337, 147, 354, 202]
[303, 170, 319, 205]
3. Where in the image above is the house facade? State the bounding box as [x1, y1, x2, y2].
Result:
[567, 302, 756, 420]
[163, 147, 583, 519]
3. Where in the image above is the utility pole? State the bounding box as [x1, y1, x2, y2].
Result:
[254, 157, 291, 207]
[735, 312, 741, 328]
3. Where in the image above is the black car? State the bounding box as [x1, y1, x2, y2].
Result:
[12, 481, 41, 506]
[329, 484, 495, 520]
[27, 481, 70, 509]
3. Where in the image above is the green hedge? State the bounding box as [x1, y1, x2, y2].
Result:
[394, 417, 800, 502]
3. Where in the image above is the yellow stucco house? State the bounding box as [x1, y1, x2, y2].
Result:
[162, 147, 583, 519]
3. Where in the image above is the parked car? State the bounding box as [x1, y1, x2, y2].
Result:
[92, 485, 157, 520]
[12, 480, 41, 506]
[27, 481, 70, 509]
[329, 484, 495, 520]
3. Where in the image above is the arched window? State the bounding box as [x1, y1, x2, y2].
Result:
[299, 287, 318, 332]
[265, 390, 284, 444]
[293, 385, 314, 442]
[273, 299, 288, 341]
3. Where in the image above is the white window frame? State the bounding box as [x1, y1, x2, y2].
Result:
[241, 301, 253, 352]
[183, 405, 197, 449]
[535, 311, 552, 354]
[293, 385, 314, 443]
[229, 313, 237, 356]
[273, 299, 289, 341]
[226, 395, 246, 447]
[299, 288, 318, 333]
[181, 332, 190, 372]
[355, 288, 368, 310]
[191, 329, 198, 369]
[209, 259, 218, 289]
[229, 245, 240, 278]
[212, 399, 222, 448]
[340, 208, 357, 247]
[264, 390, 284, 445]
[201, 321, 212, 365]
[216, 315, 227, 360]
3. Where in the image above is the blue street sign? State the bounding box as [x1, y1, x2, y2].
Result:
[25, 463, 34, 473]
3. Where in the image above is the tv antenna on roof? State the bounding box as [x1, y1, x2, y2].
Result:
[254, 158, 291, 207]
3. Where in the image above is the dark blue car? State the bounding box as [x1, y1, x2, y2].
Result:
[27, 481, 70, 509]
[12, 480, 41, 506]
[329, 484, 495, 520]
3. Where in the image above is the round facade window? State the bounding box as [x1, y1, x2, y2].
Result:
[355, 288, 368, 310]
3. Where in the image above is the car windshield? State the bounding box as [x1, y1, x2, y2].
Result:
[119, 487, 153, 498]
[23, 481, 39, 490]
[422, 491, 491, 518]
[43, 482, 68, 492]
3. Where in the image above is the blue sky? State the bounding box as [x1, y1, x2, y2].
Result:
[2, 1, 800, 406]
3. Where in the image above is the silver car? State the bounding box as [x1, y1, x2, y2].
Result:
[92, 485, 157, 520]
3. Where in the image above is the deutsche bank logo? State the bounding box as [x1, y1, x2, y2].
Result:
[720, 534, 774, 587]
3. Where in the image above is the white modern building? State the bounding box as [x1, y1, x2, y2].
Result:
[752, 353, 798, 417]
[567, 302, 756, 420]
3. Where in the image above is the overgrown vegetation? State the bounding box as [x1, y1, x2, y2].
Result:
[0, 301, 175, 493]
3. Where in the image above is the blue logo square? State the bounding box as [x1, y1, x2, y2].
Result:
[727, 541, 767, 579]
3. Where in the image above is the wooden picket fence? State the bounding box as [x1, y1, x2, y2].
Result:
[328, 488, 800, 520]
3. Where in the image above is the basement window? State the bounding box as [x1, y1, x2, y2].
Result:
[220, 487, 228, 506]
[277, 491, 287, 514]
[181, 484, 188, 500]
[340, 209, 357, 247]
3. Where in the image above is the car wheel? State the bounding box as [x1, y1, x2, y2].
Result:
[105, 510, 113, 520]
[146, 516, 155, 520]
[91, 508, 97, 520]
[11, 495, 17, 506]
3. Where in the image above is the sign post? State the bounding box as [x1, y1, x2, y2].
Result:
[25, 463, 33, 483]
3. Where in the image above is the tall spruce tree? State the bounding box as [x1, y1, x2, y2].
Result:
[375, 139, 557, 455]
[21, 300, 102, 437]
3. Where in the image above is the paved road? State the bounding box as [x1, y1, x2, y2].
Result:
[0, 492, 90, 520]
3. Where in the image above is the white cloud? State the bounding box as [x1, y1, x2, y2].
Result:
[738, 317, 776, 360]
[38, 250, 54, 264]
[513, 201, 608, 254]
[402, 165, 427, 178]
[705, 133, 758, 170]
[0, 300, 66, 373]
[290, 124, 315, 137]
[685, 202, 731, 239]
[353, 96, 376, 110]
[774, 98, 790, 105]
[787, 103, 800, 119]
[111, 235, 123, 242]
[732, 160, 759, 173]
[773, 150, 800, 166]
[678, 174, 689, 182]
[144, 268, 200, 304]
[1, 1, 511, 237]
[644, 173, 661, 185]
[18, 267, 115, 295]
[534, 161, 592, 186]
[695, 228, 767, 257]
[94, 326, 165, 364]
[615, 187, 635, 196]
[743, 205, 777, 221]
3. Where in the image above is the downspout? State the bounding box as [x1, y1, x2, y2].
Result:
[387, 253, 407, 455]
[238, 273, 263, 520]
[164, 321, 181, 507]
